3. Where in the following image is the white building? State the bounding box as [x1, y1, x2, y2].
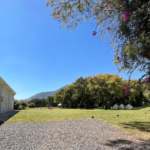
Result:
[0, 77, 16, 114]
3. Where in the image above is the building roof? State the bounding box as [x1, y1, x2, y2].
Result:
[0, 77, 16, 95]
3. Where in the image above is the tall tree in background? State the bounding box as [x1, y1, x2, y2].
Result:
[53, 73, 146, 108]
[46, 0, 150, 87]
[46, 96, 54, 107]
[87, 73, 126, 108]
[72, 77, 92, 108]
[54, 88, 65, 104]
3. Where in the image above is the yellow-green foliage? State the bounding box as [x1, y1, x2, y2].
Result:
[54, 73, 147, 109]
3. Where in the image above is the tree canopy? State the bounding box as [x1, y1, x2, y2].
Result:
[54, 73, 148, 108]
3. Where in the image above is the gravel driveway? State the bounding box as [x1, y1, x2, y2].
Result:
[0, 119, 150, 150]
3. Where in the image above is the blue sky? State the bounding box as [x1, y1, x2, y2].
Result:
[0, 0, 145, 100]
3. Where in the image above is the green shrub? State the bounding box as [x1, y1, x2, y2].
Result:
[17, 105, 22, 110]
[14, 100, 20, 110]
[28, 103, 35, 108]
[28, 98, 46, 107]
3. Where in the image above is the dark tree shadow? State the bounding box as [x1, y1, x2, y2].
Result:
[119, 121, 150, 133]
[0, 121, 4, 126]
[105, 139, 150, 150]
[104, 121, 150, 149]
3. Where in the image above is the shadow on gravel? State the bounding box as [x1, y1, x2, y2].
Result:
[0, 110, 20, 126]
[119, 121, 150, 133]
[105, 139, 150, 150]
[0, 121, 4, 126]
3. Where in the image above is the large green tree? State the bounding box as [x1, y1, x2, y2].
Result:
[54, 88, 65, 104]
[54, 73, 146, 108]
[72, 77, 94, 108]
[46, 96, 54, 107]
[87, 73, 125, 108]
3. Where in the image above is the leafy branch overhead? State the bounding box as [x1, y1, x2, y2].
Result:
[46, 0, 150, 84]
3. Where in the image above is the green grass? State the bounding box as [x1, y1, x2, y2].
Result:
[6, 107, 150, 140]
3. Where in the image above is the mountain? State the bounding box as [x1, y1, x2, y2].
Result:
[25, 85, 69, 101]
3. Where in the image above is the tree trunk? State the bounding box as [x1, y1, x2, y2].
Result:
[144, 51, 150, 60]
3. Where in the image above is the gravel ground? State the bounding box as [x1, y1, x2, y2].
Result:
[0, 119, 150, 150]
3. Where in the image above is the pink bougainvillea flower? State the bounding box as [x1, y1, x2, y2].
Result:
[126, 91, 130, 94]
[118, 35, 120, 38]
[146, 86, 147, 88]
[125, 89, 129, 94]
[107, 27, 110, 30]
[125, 84, 130, 94]
[92, 31, 97, 36]
[117, 56, 120, 60]
[139, 26, 142, 29]
[125, 89, 130, 93]
[123, 8, 132, 21]
[123, 13, 129, 21]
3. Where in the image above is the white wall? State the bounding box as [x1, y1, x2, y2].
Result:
[1, 86, 9, 114]
[9, 93, 14, 111]
[0, 85, 14, 114]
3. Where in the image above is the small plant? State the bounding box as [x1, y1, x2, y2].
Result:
[20, 101, 28, 109]
[28, 103, 35, 108]
[17, 105, 22, 110]
[14, 100, 20, 110]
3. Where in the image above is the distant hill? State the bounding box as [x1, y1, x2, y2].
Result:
[25, 85, 69, 101]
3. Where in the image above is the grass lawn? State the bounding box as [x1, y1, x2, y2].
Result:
[5, 107, 150, 140]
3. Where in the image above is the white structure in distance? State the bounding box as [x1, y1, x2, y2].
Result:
[124, 104, 133, 109]
[112, 104, 133, 109]
[119, 104, 124, 109]
[112, 104, 118, 109]
[57, 103, 62, 108]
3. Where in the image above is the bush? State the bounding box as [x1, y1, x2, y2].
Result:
[28, 98, 46, 107]
[14, 100, 20, 110]
[20, 101, 28, 108]
[28, 103, 35, 108]
[17, 105, 22, 110]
